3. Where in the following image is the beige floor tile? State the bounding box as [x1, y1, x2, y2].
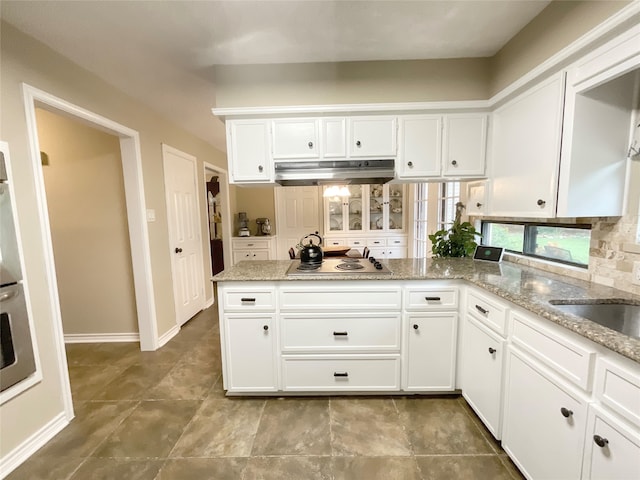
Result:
[69, 458, 163, 480]
[331, 398, 412, 456]
[242, 456, 332, 480]
[67, 364, 126, 400]
[144, 362, 218, 400]
[395, 397, 494, 455]
[499, 454, 526, 480]
[92, 363, 174, 401]
[158, 458, 248, 480]
[170, 397, 265, 457]
[251, 398, 331, 456]
[416, 455, 513, 480]
[332, 456, 422, 480]
[4, 456, 84, 480]
[92, 400, 201, 458]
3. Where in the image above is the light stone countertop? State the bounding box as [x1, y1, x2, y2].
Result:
[212, 258, 640, 364]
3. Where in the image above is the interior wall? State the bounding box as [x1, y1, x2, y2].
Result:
[36, 108, 138, 335]
[234, 186, 277, 236]
[0, 20, 225, 458]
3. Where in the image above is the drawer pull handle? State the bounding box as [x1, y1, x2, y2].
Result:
[560, 407, 573, 418]
[413, 324, 419, 330]
[240, 297, 256, 303]
[425, 296, 441, 301]
[475, 305, 489, 315]
[334, 372, 349, 377]
[263, 325, 269, 331]
[593, 435, 609, 448]
[488, 347, 496, 354]
[333, 331, 348, 336]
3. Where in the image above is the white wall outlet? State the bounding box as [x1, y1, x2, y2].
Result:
[146, 209, 156, 222]
[633, 261, 640, 286]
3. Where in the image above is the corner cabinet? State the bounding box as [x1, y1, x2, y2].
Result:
[488, 72, 566, 218]
[227, 119, 273, 184]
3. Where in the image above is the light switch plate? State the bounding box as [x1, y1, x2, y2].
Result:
[146, 209, 156, 222]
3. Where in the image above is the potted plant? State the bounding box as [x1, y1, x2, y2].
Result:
[429, 202, 481, 257]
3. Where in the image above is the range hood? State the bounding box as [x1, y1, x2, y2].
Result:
[274, 159, 395, 186]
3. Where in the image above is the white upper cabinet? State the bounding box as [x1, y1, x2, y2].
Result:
[272, 118, 319, 159]
[397, 115, 442, 178]
[321, 118, 347, 158]
[396, 114, 487, 181]
[227, 119, 273, 183]
[442, 114, 487, 177]
[489, 72, 566, 218]
[349, 116, 397, 157]
[466, 181, 487, 216]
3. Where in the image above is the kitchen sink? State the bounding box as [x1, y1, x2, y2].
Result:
[548, 300, 640, 339]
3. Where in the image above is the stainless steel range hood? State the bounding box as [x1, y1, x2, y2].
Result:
[274, 159, 395, 186]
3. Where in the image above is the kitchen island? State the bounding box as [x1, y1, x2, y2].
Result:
[214, 257, 640, 479]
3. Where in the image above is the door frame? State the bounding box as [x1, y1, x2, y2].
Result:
[203, 161, 233, 281]
[22, 84, 159, 416]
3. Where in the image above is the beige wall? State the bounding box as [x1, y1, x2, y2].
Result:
[490, 0, 631, 95]
[214, 58, 491, 107]
[37, 108, 138, 335]
[0, 21, 225, 457]
[234, 186, 277, 236]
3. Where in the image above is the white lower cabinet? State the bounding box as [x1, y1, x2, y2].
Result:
[223, 314, 277, 392]
[403, 313, 457, 391]
[460, 314, 506, 439]
[502, 347, 588, 480]
[582, 404, 640, 480]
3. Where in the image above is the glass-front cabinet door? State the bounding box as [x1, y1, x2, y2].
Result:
[346, 185, 364, 233]
[368, 184, 405, 232]
[368, 184, 385, 231]
[387, 184, 405, 232]
[326, 194, 345, 233]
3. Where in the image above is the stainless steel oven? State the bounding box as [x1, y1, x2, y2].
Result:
[0, 144, 37, 393]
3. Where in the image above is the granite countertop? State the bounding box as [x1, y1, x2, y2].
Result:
[212, 258, 640, 363]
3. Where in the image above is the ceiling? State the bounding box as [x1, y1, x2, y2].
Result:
[1, 0, 551, 152]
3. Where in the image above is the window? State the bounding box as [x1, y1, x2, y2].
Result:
[413, 183, 429, 259]
[481, 221, 591, 268]
[438, 182, 460, 230]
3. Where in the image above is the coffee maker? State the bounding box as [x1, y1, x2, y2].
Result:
[237, 212, 251, 237]
[256, 218, 271, 236]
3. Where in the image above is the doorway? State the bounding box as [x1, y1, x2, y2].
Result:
[204, 162, 233, 281]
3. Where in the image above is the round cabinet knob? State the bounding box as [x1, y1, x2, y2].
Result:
[537, 199, 546, 207]
[175, 247, 183, 253]
[476, 202, 483, 208]
[593, 435, 609, 448]
[263, 325, 269, 331]
[451, 160, 457, 166]
[308, 141, 313, 148]
[407, 161, 413, 168]
[488, 347, 496, 354]
[258, 165, 264, 172]
[560, 407, 573, 418]
[356, 140, 362, 147]
[413, 324, 419, 330]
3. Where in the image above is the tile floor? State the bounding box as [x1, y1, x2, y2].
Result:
[7, 305, 524, 480]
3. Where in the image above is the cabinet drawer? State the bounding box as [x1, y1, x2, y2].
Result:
[386, 236, 407, 247]
[232, 238, 272, 250]
[511, 311, 595, 390]
[405, 287, 458, 311]
[281, 314, 401, 353]
[467, 289, 508, 336]
[233, 250, 270, 263]
[223, 288, 276, 311]
[280, 286, 402, 311]
[594, 357, 640, 428]
[367, 238, 387, 247]
[282, 355, 400, 391]
[347, 238, 366, 247]
[324, 237, 347, 247]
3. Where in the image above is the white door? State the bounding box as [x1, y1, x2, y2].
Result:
[275, 186, 322, 258]
[163, 145, 205, 325]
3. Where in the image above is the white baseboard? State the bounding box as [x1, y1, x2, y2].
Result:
[0, 412, 69, 478]
[64, 333, 140, 343]
[204, 296, 215, 309]
[157, 324, 180, 348]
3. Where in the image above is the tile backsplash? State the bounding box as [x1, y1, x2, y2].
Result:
[477, 214, 640, 296]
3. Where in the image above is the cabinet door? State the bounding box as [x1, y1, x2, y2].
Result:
[324, 189, 348, 234]
[465, 181, 487, 216]
[345, 185, 365, 233]
[489, 72, 565, 217]
[582, 404, 640, 480]
[397, 115, 442, 178]
[349, 116, 397, 157]
[442, 114, 487, 177]
[322, 118, 347, 158]
[232, 249, 270, 263]
[404, 313, 457, 391]
[272, 119, 319, 159]
[228, 120, 272, 183]
[224, 315, 277, 392]
[386, 184, 405, 232]
[502, 347, 588, 480]
[460, 315, 505, 439]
